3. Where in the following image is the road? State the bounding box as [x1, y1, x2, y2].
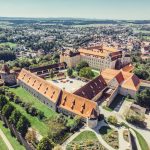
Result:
[0, 129, 14, 150]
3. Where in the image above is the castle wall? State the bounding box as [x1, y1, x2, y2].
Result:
[18, 80, 57, 111]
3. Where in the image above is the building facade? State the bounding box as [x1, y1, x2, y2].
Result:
[60, 45, 131, 71]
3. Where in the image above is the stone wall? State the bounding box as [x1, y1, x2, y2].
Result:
[18, 80, 57, 111]
[0, 115, 34, 150]
[106, 86, 119, 107]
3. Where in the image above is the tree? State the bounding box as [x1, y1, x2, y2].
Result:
[37, 137, 53, 150]
[134, 69, 149, 80]
[49, 70, 54, 79]
[9, 110, 21, 126]
[136, 89, 150, 108]
[67, 68, 73, 77]
[25, 129, 36, 144]
[76, 61, 89, 72]
[79, 67, 94, 79]
[17, 115, 31, 137]
[2, 103, 15, 119]
[0, 95, 8, 111]
[107, 116, 118, 126]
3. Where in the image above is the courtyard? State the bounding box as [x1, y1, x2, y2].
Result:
[47, 76, 87, 93]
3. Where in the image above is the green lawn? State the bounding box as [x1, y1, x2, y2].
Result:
[72, 131, 97, 142]
[121, 123, 149, 150]
[9, 87, 75, 135]
[67, 131, 107, 150]
[9, 87, 57, 118]
[0, 120, 25, 150]
[0, 135, 8, 150]
[92, 69, 100, 77]
[133, 129, 149, 150]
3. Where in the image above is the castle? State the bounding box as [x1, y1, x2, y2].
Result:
[16, 64, 149, 128]
[60, 45, 131, 71]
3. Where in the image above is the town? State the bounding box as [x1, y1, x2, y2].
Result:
[0, 4, 150, 150]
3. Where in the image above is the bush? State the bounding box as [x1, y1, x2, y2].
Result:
[107, 116, 118, 126]
[0, 95, 8, 110]
[9, 110, 21, 127]
[2, 103, 15, 119]
[37, 111, 45, 120]
[17, 115, 31, 137]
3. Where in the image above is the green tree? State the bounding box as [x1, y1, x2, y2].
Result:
[0, 95, 8, 111]
[107, 116, 118, 126]
[37, 137, 53, 150]
[134, 69, 149, 80]
[17, 115, 31, 137]
[67, 68, 73, 77]
[49, 70, 54, 79]
[136, 89, 150, 108]
[76, 61, 89, 72]
[79, 67, 94, 79]
[2, 103, 15, 119]
[9, 110, 21, 127]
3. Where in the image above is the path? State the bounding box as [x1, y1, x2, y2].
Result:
[0, 129, 14, 150]
[100, 105, 150, 148]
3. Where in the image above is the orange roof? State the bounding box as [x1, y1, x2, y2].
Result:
[18, 69, 61, 103]
[18, 69, 99, 119]
[79, 45, 119, 58]
[121, 75, 140, 91]
[101, 68, 141, 91]
[59, 90, 98, 118]
[101, 69, 121, 82]
[122, 64, 134, 72]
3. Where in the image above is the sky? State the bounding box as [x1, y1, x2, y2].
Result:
[0, 0, 150, 20]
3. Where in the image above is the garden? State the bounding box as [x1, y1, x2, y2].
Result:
[67, 131, 107, 150]
[99, 126, 119, 149]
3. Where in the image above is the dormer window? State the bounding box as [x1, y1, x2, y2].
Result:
[27, 77, 31, 83]
[32, 80, 36, 86]
[38, 83, 42, 90]
[44, 87, 48, 94]
[22, 74, 26, 79]
[62, 96, 67, 105]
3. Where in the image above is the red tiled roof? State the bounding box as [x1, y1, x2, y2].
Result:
[121, 74, 140, 91]
[18, 69, 99, 119]
[101, 68, 141, 91]
[59, 90, 98, 118]
[74, 75, 107, 100]
[18, 69, 61, 103]
[122, 64, 134, 72]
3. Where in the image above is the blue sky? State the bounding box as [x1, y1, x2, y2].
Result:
[0, 0, 150, 20]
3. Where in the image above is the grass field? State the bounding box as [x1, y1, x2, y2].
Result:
[0, 120, 25, 150]
[9, 87, 75, 135]
[0, 135, 8, 150]
[0, 42, 17, 48]
[72, 131, 97, 142]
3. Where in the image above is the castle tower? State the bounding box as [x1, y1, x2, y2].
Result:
[0, 64, 16, 86]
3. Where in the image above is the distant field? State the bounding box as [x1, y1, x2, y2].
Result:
[72, 24, 113, 27]
[0, 42, 17, 48]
